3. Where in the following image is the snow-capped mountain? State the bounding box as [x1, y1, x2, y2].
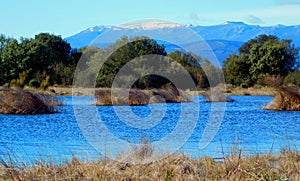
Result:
[119, 20, 183, 30]
[65, 21, 300, 64]
[190, 21, 300, 43]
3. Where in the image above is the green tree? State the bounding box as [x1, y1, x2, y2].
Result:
[52, 49, 82, 85]
[23, 33, 72, 81]
[79, 37, 219, 89]
[0, 38, 23, 84]
[96, 36, 167, 88]
[223, 34, 299, 86]
[0, 34, 11, 53]
[0, 33, 79, 87]
[167, 50, 209, 88]
[238, 34, 278, 55]
[0, 35, 10, 85]
[74, 46, 106, 87]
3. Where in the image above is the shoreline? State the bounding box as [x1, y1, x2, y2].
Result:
[47, 85, 278, 96]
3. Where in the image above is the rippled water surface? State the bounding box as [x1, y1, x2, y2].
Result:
[1, 96, 300, 164]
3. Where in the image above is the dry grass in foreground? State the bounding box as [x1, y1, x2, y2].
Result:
[1, 146, 300, 180]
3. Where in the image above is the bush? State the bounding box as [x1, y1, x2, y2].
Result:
[256, 74, 267, 86]
[264, 75, 283, 87]
[257, 74, 283, 87]
[9, 79, 19, 88]
[18, 71, 28, 88]
[39, 75, 51, 90]
[284, 71, 300, 87]
[9, 71, 28, 88]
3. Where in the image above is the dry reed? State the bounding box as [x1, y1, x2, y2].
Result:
[0, 88, 60, 114]
[1, 144, 299, 180]
[264, 87, 300, 111]
[95, 84, 190, 106]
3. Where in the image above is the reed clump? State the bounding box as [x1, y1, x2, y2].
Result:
[0, 88, 60, 114]
[264, 87, 300, 111]
[95, 84, 190, 106]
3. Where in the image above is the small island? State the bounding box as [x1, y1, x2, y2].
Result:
[0, 88, 59, 114]
[95, 84, 190, 106]
[263, 88, 300, 111]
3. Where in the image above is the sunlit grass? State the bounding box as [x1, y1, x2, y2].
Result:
[1, 143, 299, 180]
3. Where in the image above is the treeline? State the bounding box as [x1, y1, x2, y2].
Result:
[0, 34, 218, 89]
[0, 33, 299, 90]
[0, 33, 81, 89]
[75, 36, 219, 89]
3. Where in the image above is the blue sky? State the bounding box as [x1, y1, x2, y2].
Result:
[1, 0, 300, 38]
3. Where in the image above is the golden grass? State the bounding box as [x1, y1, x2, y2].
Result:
[228, 86, 277, 96]
[1, 145, 300, 180]
[184, 85, 277, 97]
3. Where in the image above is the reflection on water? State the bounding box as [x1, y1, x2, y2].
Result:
[0, 96, 300, 165]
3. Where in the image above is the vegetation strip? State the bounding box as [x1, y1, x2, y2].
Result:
[0, 146, 299, 180]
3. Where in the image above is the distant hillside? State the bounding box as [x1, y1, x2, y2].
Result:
[65, 21, 300, 64]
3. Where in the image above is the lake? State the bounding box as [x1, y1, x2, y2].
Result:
[1, 96, 300, 165]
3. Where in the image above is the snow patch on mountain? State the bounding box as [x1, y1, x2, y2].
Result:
[119, 20, 182, 30]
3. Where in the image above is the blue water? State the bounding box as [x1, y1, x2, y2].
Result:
[1, 96, 300, 165]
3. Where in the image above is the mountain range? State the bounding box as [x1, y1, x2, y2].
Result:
[65, 21, 300, 65]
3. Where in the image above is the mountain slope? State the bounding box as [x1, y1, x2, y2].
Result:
[191, 21, 300, 45]
[65, 22, 300, 64]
